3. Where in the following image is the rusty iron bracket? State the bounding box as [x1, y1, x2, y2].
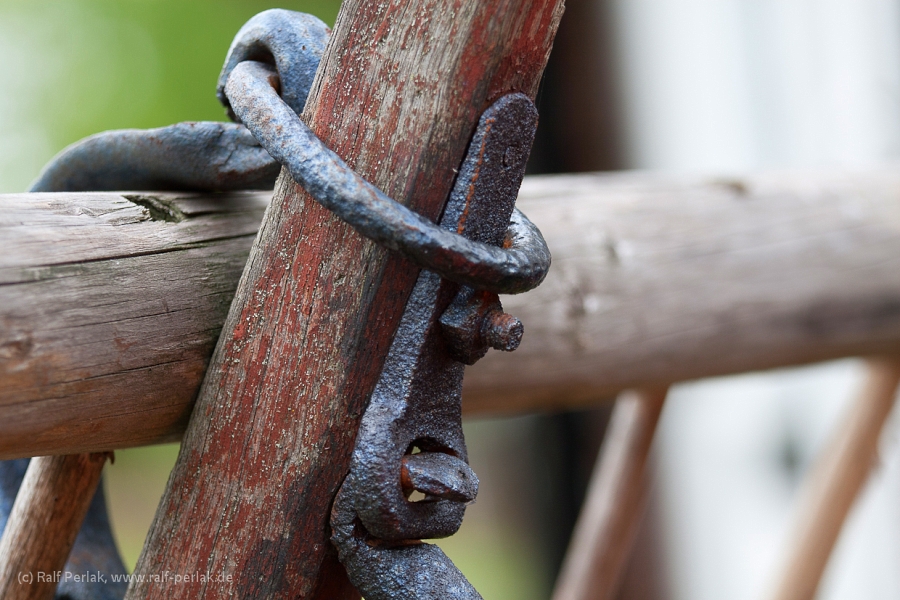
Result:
[8, 9, 550, 599]
[329, 93, 539, 600]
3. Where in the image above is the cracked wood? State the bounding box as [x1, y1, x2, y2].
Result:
[3, 166, 900, 457]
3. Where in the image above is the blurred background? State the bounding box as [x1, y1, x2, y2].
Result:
[3, 0, 900, 598]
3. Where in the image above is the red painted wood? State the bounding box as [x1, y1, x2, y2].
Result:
[126, 1, 564, 598]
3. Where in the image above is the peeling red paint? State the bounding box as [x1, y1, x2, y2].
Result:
[128, 1, 563, 599]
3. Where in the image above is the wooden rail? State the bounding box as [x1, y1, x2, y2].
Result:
[552, 387, 668, 600]
[2, 166, 900, 458]
[767, 358, 900, 600]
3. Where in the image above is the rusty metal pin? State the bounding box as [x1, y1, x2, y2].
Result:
[482, 311, 523, 352]
[400, 452, 479, 503]
[440, 288, 524, 364]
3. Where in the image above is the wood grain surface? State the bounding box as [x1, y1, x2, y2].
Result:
[469, 169, 900, 413]
[124, 1, 564, 598]
[0, 453, 109, 600]
[552, 387, 667, 600]
[0, 192, 266, 458]
[3, 167, 900, 458]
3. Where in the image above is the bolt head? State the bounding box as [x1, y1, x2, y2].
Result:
[482, 312, 523, 352]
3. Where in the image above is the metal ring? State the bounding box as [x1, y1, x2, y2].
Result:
[28, 122, 279, 193]
[216, 9, 330, 120]
[225, 60, 550, 294]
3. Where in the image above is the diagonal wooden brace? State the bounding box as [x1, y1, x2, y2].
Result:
[0, 453, 111, 600]
[125, 1, 564, 598]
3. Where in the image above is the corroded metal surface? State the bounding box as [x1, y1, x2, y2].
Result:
[29, 122, 280, 193]
[441, 288, 524, 365]
[216, 9, 330, 119]
[330, 93, 538, 600]
[4, 8, 551, 599]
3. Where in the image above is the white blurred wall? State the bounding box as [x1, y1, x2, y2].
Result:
[606, 1, 900, 599]
[614, 0, 900, 171]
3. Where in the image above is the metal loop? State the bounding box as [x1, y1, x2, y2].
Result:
[216, 9, 330, 120]
[225, 60, 551, 295]
[29, 122, 279, 193]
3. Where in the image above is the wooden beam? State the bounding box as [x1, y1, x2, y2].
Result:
[124, 1, 563, 599]
[0, 192, 265, 458]
[766, 358, 900, 600]
[3, 166, 900, 458]
[466, 168, 900, 413]
[552, 387, 667, 600]
[0, 453, 109, 600]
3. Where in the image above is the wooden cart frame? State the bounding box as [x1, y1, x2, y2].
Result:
[1, 1, 898, 599]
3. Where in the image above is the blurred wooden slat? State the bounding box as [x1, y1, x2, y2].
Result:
[2, 166, 900, 456]
[0, 452, 109, 600]
[552, 387, 667, 600]
[767, 357, 900, 600]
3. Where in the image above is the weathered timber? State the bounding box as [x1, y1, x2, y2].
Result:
[468, 168, 900, 413]
[125, 2, 564, 599]
[3, 167, 900, 455]
[767, 358, 900, 600]
[0, 192, 266, 458]
[552, 387, 667, 600]
[0, 453, 109, 600]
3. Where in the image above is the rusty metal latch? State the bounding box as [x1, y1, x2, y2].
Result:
[14, 9, 550, 600]
[329, 93, 539, 600]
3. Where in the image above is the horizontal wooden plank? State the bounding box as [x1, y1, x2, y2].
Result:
[469, 168, 900, 413]
[2, 166, 900, 457]
[0, 192, 266, 458]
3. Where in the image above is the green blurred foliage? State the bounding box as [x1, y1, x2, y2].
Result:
[104, 444, 181, 570]
[0, 0, 341, 191]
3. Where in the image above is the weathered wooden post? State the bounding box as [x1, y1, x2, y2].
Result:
[126, 1, 564, 598]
